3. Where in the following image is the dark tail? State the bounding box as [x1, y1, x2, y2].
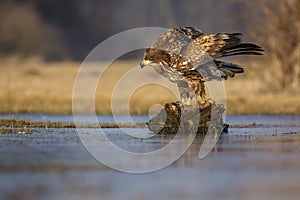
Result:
[214, 60, 244, 80]
[222, 42, 264, 57]
[212, 33, 263, 79]
[214, 32, 264, 58]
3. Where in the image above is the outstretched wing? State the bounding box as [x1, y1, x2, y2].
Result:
[179, 37, 221, 81]
[179, 33, 241, 68]
[151, 27, 203, 55]
[195, 33, 242, 58]
[179, 33, 263, 81]
[197, 33, 263, 59]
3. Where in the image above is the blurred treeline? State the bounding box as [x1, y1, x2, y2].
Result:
[0, 0, 261, 61]
[0, 0, 299, 90]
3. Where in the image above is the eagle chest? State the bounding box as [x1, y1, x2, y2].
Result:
[153, 57, 183, 83]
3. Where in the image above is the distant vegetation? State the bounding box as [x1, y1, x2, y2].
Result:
[0, 0, 262, 61]
[0, 0, 298, 97]
[0, 3, 68, 60]
[260, 0, 300, 91]
[232, 0, 300, 91]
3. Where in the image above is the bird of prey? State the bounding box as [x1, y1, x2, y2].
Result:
[140, 27, 263, 105]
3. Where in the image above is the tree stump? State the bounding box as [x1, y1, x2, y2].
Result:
[147, 100, 228, 135]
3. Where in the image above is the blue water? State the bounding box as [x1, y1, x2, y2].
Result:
[1, 114, 300, 200]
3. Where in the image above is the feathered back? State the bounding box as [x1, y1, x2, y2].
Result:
[184, 32, 263, 59]
[150, 27, 203, 55]
[178, 32, 263, 80]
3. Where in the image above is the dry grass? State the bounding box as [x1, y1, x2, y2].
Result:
[0, 57, 299, 115]
[259, 0, 300, 90]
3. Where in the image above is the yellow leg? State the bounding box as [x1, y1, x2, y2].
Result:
[181, 96, 191, 106]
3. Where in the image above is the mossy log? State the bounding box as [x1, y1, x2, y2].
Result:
[147, 100, 228, 135]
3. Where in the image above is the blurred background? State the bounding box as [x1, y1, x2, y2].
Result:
[0, 0, 299, 114]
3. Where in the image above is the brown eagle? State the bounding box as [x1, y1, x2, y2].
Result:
[140, 27, 263, 105]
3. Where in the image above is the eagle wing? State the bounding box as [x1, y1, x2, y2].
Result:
[179, 35, 222, 81]
[196, 33, 263, 59]
[179, 33, 263, 80]
[150, 27, 203, 55]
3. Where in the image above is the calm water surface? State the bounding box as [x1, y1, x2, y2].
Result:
[0, 115, 300, 200]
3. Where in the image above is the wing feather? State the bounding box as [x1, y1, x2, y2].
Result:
[178, 37, 220, 81]
[150, 27, 202, 55]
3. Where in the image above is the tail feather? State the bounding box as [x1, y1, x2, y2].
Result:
[221, 42, 264, 57]
[223, 43, 263, 51]
[219, 33, 242, 49]
[214, 32, 264, 59]
[221, 51, 263, 57]
[214, 60, 244, 80]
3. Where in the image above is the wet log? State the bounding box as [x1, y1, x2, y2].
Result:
[147, 100, 229, 135]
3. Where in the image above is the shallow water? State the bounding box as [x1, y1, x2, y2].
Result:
[0, 115, 300, 200]
[1, 114, 300, 125]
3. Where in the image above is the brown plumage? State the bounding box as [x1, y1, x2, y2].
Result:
[140, 27, 263, 104]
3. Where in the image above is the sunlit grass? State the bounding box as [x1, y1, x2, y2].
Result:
[0, 57, 299, 114]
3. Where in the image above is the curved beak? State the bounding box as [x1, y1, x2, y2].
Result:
[140, 60, 153, 68]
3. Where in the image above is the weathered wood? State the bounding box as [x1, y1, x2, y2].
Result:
[147, 100, 228, 135]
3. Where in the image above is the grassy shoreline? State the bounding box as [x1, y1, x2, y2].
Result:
[1, 118, 299, 133]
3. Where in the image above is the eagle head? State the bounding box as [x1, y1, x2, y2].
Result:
[140, 48, 171, 68]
